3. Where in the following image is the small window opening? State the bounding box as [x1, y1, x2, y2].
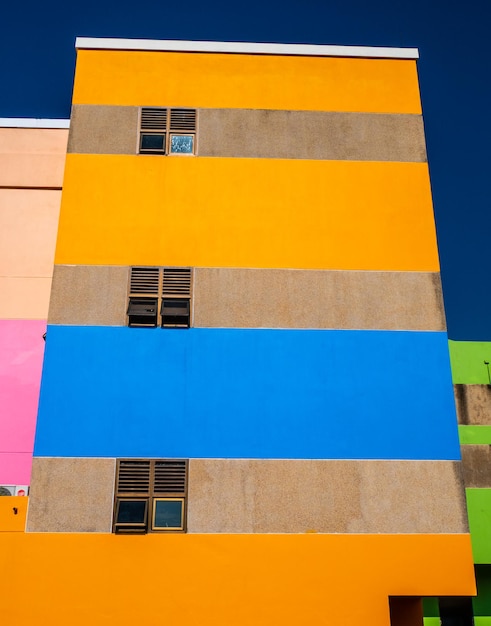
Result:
[170, 134, 194, 154]
[152, 498, 185, 530]
[139, 108, 196, 155]
[113, 460, 188, 534]
[127, 298, 158, 327]
[140, 133, 166, 154]
[128, 267, 192, 329]
[161, 299, 190, 328]
[114, 499, 148, 534]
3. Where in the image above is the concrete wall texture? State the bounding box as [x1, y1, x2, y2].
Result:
[1, 44, 475, 626]
[68, 104, 427, 162]
[0, 127, 68, 485]
[48, 265, 446, 331]
[27, 457, 468, 534]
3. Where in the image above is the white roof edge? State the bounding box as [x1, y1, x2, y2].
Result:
[75, 37, 419, 60]
[0, 118, 70, 129]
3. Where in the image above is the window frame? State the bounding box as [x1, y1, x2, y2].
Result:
[113, 459, 188, 534]
[151, 497, 186, 531]
[127, 267, 192, 329]
[114, 498, 149, 533]
[138, 108, 197, 156]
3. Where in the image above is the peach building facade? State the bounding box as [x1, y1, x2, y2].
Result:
[0, 119, 68, 487]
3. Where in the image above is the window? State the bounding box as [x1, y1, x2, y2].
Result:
[139, 108, 197, 155]
[127, 267, 192, 329]
[113, 459, 188, 534]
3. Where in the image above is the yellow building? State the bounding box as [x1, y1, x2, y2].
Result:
[0, 39, 475, 626]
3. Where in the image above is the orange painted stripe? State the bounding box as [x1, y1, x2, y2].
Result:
[55, 155, 439, 271]
[0, 533, 475, 626]
[73, 50, 422, 114]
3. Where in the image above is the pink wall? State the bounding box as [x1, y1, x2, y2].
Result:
[0, 125, 68, 486]
[0, 321, 46, 483]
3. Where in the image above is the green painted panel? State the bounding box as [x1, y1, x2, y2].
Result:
[459, 426, 491, 444]
[466, 489, 491, 563]
[449, 341, 491, 384]
[423, 597, 440, 617]
[423, 618, 441, 626]
[473, 617, 491, 625]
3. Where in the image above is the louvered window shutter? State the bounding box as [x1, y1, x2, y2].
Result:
[162, 268, 192, 298]
[116, 460, 151, 495]
[169, 109, 197, 132]
[153, 460, 188, 495]
[140, 108, 168, 131]
[130, 267, 160, 295]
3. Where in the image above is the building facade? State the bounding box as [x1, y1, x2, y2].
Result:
[0, 119, 68, 510]
[450, 340, 491, 625]
[0, 39, 476, 626]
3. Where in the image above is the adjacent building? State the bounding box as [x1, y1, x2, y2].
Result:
[450, 340, 491, 625]
[0, 39, 476, 626]
[0, 119, 68, 509]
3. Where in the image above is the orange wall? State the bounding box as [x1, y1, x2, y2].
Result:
[0, 533, 475, 625]
[0, 497, 27, 532]
[55, 156, 439, 271]
[73, 50, 422, 114]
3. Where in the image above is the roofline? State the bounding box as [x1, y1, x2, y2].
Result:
[0, 118, 70, 129]
[75, 37, 419, 60]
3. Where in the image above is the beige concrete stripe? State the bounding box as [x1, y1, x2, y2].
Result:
[49, 265, 445, 331]
[27, 458, 467, 534]
[26, 458, 116, 533]
[199, 108, 426, 162]
[193, 268, 445, 331]
[454, 385, 491, 425]
[188, 460, 467, 534]
[461, 446, 491, 488]
[68, 105, 139, 155]
[48, 265, 129, 326]
[67, 104, 426, 162]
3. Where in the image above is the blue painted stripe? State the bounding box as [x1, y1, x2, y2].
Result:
[35, 326, 460, 460]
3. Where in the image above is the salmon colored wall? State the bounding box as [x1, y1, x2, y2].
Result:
[73, 51, 422, 114]
[0, 188, 60, 319]
[55, 156, 439, 271]
[0, 189, 61, 278]
[0, 278, 52, 320]
[0, 496, 27, 531]
[0, 534, 475, 625]
[0, 128, 68, 188]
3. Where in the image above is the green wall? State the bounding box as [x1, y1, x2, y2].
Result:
[466, 489, 491, 563]
[448, 340, 491, 384]
[459, 426, 491, 444]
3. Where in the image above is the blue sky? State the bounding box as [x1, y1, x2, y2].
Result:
[1, 0, 489, 340]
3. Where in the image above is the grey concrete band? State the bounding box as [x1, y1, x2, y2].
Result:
[461, 446, 491, 488]
[48, 265, 446, 331]
[67, 104, 427, 162]
[26, 458, 468, 534]
[27, 458, 116, 533]
[454, 384, 491, 425]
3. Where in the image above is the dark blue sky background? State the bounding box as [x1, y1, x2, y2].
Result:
[1, 0, 489, 340]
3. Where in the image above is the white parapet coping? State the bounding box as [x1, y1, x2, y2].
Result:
[75, 37, 419, 60]
[0, 118, 70, 129]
